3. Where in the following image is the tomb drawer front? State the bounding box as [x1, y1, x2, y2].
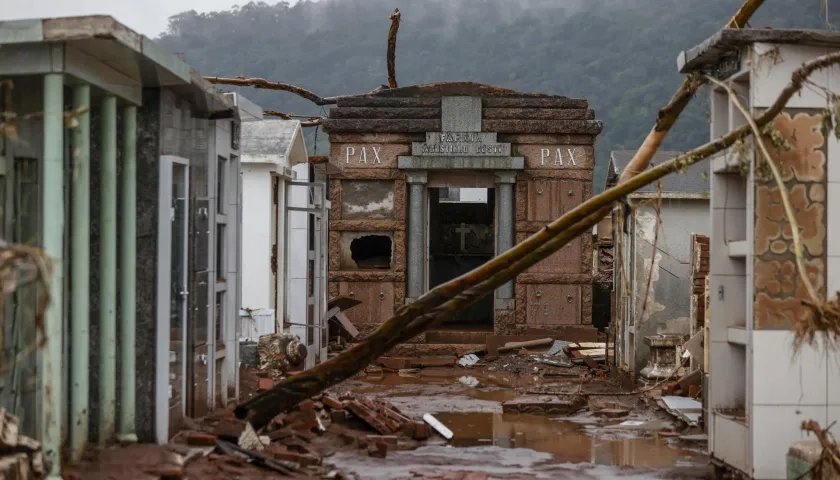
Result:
[526, 238, 583, 274]
[525, 284, 581, 325]
[338, 282, 396, 325]
[526, 179, 583, 222]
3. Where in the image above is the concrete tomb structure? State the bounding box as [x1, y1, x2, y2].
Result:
[323, 82, 603, 353]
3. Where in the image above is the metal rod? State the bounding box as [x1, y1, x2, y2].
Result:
[285, 321, 329, 329]
[99, 95, 118, 445]
[286, 206, 326, 214]
[287, 181, 326, 187]
[70, 83, 90, 462]
[41, 72, 65, 480]
[118, 105, 138, 443]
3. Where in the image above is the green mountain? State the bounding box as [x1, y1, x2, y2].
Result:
[157, 0, 837, 191]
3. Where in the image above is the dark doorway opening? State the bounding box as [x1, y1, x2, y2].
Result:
[350, 235, 392, 269]
[428, 187, 495, 331]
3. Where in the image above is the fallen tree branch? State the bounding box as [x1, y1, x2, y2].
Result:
[237, 50, 840, 429]
[262, 110, 324, 127]
[616, 0, 766, 184]
[387, 9, 401, 89]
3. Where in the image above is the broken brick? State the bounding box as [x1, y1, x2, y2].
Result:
[293, 429, 316, 442]
[368, 440, 388, 458]
[258, 378, 274, 391]
[661, 382, 681, 396]
[688, 385, 702, 399]
[322, 396, 344, 410]
[330, 410, 348, 424]
[186, 433, 218, 446]
[366, 435, 399, 445]
[266, 445, 320, 467]
[336, 428, 358, 445]
[411, 421, 429, 440]
[297, 399, 316, 413]
[212, 419, 246, 440]
[345, 401, 393, 435]
[267, 428, 295, 441]
[379, 357, 411, 370]
[658, 430, 681, 438]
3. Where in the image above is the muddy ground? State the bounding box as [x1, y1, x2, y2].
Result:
[66, 360, 711, 479]
[324, 365, 710, 479]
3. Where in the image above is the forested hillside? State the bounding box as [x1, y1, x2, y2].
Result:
[158, 0, 836, 190]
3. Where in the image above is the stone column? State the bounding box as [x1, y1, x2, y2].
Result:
[406, 171, 427, 302]
[495, 171, 516, 306]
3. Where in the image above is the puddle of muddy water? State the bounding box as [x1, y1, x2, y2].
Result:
[432, 412, 702, 469]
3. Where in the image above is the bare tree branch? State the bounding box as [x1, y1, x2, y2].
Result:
[263, 110, 324, 127]
[237, 50, 840, 430]
[203, 76, 378, 105]
[387, 8, 402, 89]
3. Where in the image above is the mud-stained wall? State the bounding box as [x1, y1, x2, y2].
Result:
[753, 110, 827, 329]
[630, 199, 709, 374]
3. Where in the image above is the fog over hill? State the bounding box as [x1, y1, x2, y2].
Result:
[158, 0, 837, 189]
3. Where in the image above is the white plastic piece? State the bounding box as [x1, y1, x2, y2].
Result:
[423, 413, 453, 440]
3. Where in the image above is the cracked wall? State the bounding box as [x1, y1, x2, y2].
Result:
[630, 199, 709, 374]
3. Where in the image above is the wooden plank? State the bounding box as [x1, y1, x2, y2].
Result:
[498, 338, 553, 353]
[486, 335, 555, 356]
[576, 348, 606, 356]
[327, 296, 362, 312]
[333, 311, 359, 338]
[524, 327, 598, 342]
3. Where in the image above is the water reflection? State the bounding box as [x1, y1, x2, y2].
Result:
[433, 412, 700, 468]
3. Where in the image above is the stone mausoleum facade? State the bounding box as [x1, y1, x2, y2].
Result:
[323, 83, 602, 353]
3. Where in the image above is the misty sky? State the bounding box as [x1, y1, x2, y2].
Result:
[1, 0, 294, 38]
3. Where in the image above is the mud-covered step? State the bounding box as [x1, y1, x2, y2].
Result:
[387, 343, 485, 358]
[502, 395, 587, 416]
[426, 330, 491, 345]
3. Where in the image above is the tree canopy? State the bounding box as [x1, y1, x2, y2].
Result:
[157, 0, 836, 190]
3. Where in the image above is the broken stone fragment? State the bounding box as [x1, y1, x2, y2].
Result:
[594, 408, 630, 419]
[367, 440, 388, 458]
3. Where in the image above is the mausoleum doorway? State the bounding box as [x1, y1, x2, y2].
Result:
[428, 186, 496, 330]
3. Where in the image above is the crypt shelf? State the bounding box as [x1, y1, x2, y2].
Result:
[323, 82, 603, 353]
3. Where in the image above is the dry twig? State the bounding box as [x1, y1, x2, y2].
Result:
[387, 9, 401, 89]
[636, 181, 664, 325]
[0, 242, 52, 374]
[802, 419, 840, 478]
[263, 110, 324, 127]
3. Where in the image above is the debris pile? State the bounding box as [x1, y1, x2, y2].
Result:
[176, 392, 444, 477]
[0, 409, 45, 480]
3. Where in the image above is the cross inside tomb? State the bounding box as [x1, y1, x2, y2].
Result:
[455, 223, 470, 252]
